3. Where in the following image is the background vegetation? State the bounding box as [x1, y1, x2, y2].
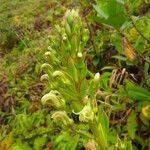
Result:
[0, 0, 150, 150]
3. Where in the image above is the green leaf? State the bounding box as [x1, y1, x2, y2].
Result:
[80, 79, 88, 98]
[53, 131, 79, 150]
[126, 81, 150, 101]
[66, 135, 79, 150]
[112, 55, 127, 61]
[98, 110, 109, 136]
[127, 111, 137, 139]
[10, 143, 32, 150]
[93, 0, 128, 28]
[10, 145, 22, 150]
[99, 72, 111, 89]
[116, 0, 124, 4]
[33, 136, 47, 150]
[93, 4, 109, 19]
[93, 57, 99, 66]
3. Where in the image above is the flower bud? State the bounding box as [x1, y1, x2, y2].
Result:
[47, 46, 52, 50]
[65, 10, 71, 24]
[94, 72, 100, 83]
[40, 74, 49, 81]
[55, 25, 61, 33]
[41, 90, 65, 108]
[45, 51, 51, 57]
[65, 10, 73, 26]
[52, 70, 64, 78]
[65, 9, 81, 28]
[77, 52, 82, 58]
[82, 29, 89, 42]
[65, 22, 71, 37]
[52, 111, 73, 126]
[52, 70, 70, 84]
[41, 63, 51, 70]
[63, 35, 67, 41]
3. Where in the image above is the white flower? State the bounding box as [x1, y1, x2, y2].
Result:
[73, 103, 94, 122]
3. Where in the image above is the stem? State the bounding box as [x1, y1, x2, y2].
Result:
[97, 100, 114, 108]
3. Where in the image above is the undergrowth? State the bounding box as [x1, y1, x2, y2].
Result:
[0, 0, 150, 150]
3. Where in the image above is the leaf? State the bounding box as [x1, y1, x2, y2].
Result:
[80, 79, 88, 98]
[116, 0, 124, 4]
[99, 72, 111, 89]
[98, 110, 109, 136]
[53, 131, 79, 150]
[67, 57, 78, 81]
[93, 57, 99, 66]
[93, 0, 128, 28]
[93, 4, 109, 19]
[10, 145, 22, 150]
[126, 81, 150, 101]
[127, 111, 137, 139]
[98, 123, 108, 149]
[122, 37, 136, 62]
[111, 31, 122, 53]
[112, 55, 127, 61]
[10, 142, 32, 150]
[66, 135, 79, 150]
[33, 136, 47, 150]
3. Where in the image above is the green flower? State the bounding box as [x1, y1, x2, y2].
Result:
[40, 74, 49, 81]
[52, 70, 64, 77]
[41, 63, 51, 70]
[52, 70, 70, 84]
[52, 111, 73, 126]
[41, 90, 65, 108]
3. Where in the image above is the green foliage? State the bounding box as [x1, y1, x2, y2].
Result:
[127, 111, 137, 139]
[0, 0, 150, 149]
[93, 0, 128, 28]
[52, 131, 79, 150]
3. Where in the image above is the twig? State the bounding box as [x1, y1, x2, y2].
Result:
[97, 100, 114, 108]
